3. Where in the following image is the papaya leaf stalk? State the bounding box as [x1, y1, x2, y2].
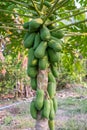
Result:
[50, 19, 87, 31]
[47, 9, 87, 26]
[0, 9, 34, 18]
[43, 0, 60, 24]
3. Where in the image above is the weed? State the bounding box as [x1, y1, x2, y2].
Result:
[4, 116, 12, 125]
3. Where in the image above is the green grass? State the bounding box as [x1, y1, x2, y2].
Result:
[72, 86, 87, 96]
[4, 116, 12, 125]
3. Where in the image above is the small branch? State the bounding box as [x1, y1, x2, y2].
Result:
[43, 0, 60, 24]
[50, 19, 87, 32]
[47, 9, 87, 26]
[31, 0, 41, 16]
[0, 9, 34, 18]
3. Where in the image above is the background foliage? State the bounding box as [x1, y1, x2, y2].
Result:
[0, 0, 87, 93]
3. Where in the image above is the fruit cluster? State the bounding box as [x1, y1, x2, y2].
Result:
[23, 18, 63, 130]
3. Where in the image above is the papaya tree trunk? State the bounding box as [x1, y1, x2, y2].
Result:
[35, 69, 49, 130]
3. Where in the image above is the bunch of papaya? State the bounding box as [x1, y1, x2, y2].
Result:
[23, 6, 64, 128]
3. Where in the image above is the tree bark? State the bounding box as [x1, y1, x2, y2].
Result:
[36, 118, 48, 130]
[35, 69, 49, 130]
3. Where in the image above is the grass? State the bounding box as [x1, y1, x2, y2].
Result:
[0, 87, 87, 130]
[4, 116, 12, 125]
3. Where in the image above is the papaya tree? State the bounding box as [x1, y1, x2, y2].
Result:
[0, 0, 87, 130]
[22, 1, 87, 130]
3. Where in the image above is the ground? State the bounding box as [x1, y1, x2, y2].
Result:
[0, 85, 87, 130]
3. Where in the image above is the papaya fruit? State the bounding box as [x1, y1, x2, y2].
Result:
[30, 77, 37, 90]
[49, 99, 55, 120]
[27, 66, 37, 78]
[48, 38, 62, 52]
[47, 82, 56, 99]
[35, 89, 44, 110]
[53, 98, 58, 113]
[40, 26, 51, 41]
[51, 65, 58, 78]
[48, 24, 55, 30]
[23, 22, 29, 29]
[44, 1, 52, 8]
[42, 99, 50, 119]
[34, 41, 47, 58]
[51, 30, 64, 39]
[30, 100, 37, 119]
[48, 71, 56, 83]
[29, 18, 43, 32]
[49, 14, 56, 21]
[47, 48, 60, 63]
[23, 32, 29, 41]
[24, 33, 36, 48]
[33, 32, 41, 50]
[39, 54, 49, 70]
[28, 48, 38, 67]
[48, 120, 55, 130]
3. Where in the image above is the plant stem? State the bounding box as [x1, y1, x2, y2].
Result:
[31, 0, 41, 16]
[57, 6, 87, 16]
[53, 0, 69, 13]
[50, 19, 87, 31]
[40, 0, 44, 10]
[43, 0, 60, 24]
[47, 10, 87, 26]
[0, 9, 34, 18]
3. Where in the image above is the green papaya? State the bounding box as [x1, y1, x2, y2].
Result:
[47, 82, 56, 99]
[23, 32, 29, 41]
[39, 54, 49, 70]
[30, 100, 37, 119]
[48, 71, 56, 83]
[48, 120, 55, 130]
[24, 33, 36, 48]
[34, 41, 47, 58]
[35, 89, 44, 110]
[53, 98, 58, 113]
[49, 14, 56, 21]
[40, 26, 51, 41]
[44, 1, 52, 8]
[29, 18, 43, 32]
[42, 99, 50, 119]
[30, 77, 37, 90]
[49, 100, 55, 120]
[51, 30, 64, 39]
[47, 48, 60, 63]
[23, 22, 29, 29]
[51, 65, 58, 78]
[28, 48, 38, 67]
[33, 33, 41, 50]
[48, 38, 62, 52]
[48, 24, 55, 30]
[27, 66, 37, 78]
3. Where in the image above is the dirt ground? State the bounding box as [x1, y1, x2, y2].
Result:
[0, 85, 87, 130]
